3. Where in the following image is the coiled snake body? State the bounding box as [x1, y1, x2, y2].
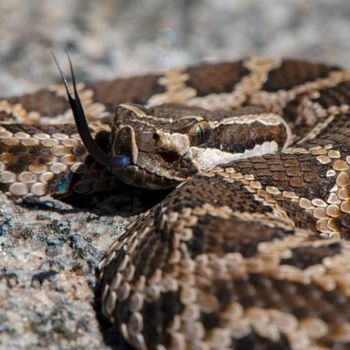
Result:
[2, 57, 350, 349]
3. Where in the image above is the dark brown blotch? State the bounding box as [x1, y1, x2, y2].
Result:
[87, 75, 165, 111]
[187, 61, 249, 96]
[189, 215, 293, 258]
[262, 59, 340, 92]
[281, 242, 342, 269]
[8, 89, 69, 117]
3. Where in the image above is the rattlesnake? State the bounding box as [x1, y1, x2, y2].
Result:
[2, 57, 350, 349]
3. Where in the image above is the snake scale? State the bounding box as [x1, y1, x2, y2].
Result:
[2, 57, 350, 349]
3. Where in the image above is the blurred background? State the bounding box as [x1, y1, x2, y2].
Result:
[1, 0, 350, 97]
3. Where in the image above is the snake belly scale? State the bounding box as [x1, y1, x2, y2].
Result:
[2, 57, 350, 349]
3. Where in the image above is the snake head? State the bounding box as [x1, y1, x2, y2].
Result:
[55, 55, 291, 190]
[109, 103, 292, 189]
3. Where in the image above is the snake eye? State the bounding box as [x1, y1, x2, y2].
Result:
[188, 120, 211, 146]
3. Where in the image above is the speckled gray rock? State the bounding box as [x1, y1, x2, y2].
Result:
[1, 0, 350, 349]
[0, 191, 127, 349]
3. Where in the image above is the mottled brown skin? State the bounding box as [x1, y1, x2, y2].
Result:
[2, 57, 350, 349]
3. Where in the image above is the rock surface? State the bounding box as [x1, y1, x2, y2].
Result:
[1, 0, 350, 349]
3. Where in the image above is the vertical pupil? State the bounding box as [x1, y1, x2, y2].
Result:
[196, 125, 204, 141]
[190, 121, 210, 146]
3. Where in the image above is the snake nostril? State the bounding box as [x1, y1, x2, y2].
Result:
[153, 132, 161, 146]
[153, 132, 169, 151]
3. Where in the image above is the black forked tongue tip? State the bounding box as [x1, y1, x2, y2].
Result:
[51, 51, 130, 170]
